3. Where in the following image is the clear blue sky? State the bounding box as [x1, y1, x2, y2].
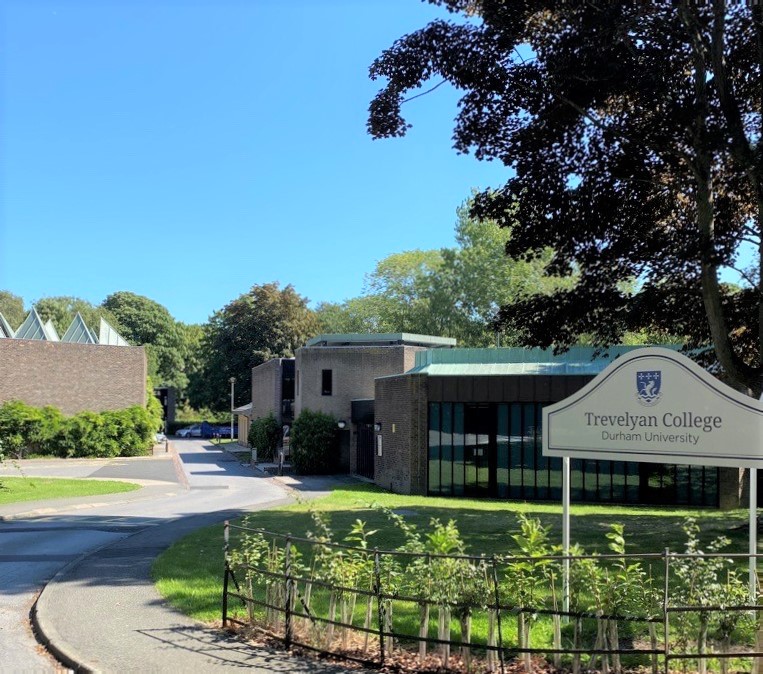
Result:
[0, 0, 509, 325]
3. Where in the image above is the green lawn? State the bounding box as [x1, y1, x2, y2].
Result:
[0, 476, 140, 505]
[153, 482, 751, 623]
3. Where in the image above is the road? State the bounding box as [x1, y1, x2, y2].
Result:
[0, 439, 292, 672]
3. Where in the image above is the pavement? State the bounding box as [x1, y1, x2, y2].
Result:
[0, 440, 360, 673]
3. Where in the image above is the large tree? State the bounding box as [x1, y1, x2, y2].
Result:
[102, 292, 187, 390]
[369, 2, 762, 394]
[317, 204, 563, 346]
[189, 283, 320, 412]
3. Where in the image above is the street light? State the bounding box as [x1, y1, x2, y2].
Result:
[229, 377, 236, 442]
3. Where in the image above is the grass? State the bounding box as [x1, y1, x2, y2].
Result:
[0, 476, 140, 505]
[152, 482, 752, 623]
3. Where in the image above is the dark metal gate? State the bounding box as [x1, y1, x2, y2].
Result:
[356, 423, 374, 479]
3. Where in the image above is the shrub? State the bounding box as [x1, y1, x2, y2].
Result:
[290, 409, 339, 474]
[0, 400, 156, 458]
[248, 413, 281, 461]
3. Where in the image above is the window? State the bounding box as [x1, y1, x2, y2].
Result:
[321, 369, 333, 396]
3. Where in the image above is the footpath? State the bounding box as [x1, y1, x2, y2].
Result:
[31, 445, 359, 673]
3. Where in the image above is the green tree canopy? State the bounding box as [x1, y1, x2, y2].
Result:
[369, 2, 762, 394]
[188, 283, 320, 412]
[102, 291, 187, 390]
[0, 291, 25, 330]
[316, 204, 563, 346]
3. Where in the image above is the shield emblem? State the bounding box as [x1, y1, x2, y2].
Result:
[636, 370, 662, 406]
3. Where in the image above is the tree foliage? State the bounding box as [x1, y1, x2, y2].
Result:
[369, 1, 762, 393]
[0, 291, 25, 330]
[316, 204, 562, 346]
[102, 291, 188, 390]
[189, 283, 320, 412]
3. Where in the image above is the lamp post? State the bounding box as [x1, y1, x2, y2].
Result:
[229, 377, 236, 443]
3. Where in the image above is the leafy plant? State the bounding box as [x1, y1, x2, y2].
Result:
[290, 409, 339, 474]
[248, 413, 281, 461]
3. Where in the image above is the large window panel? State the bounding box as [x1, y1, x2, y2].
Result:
[441, 403, 453, 496]
[428, 403, 441, 495]
[509, 404, 523, 498]
[453, 404, 465, 496]
[496, 404, 509, 498]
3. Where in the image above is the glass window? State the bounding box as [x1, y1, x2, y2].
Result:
[321, 369, 333, 396]
[428, 403, 440, 495]
[453, 404, 465, 496]
[496, 404, 509, 498]
[441, 403, 453, 495]
[509, 404, 523, 498]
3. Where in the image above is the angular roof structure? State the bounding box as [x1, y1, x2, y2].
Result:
[98, 317, 129, 346]
[61, 312, 98, 344]
[43, 319, 60, 341]
[15, 308, 53, 340]
[0, 313, 15, 338]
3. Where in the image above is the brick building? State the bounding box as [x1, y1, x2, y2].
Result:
[0, 309, 146, 414]
[251, 335, 740, 508]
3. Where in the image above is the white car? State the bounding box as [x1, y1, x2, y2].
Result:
[176, 424, 202, 438]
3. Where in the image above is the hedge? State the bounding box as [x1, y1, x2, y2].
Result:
[290, 409, 339, 474]
[0, 400, 159, 459]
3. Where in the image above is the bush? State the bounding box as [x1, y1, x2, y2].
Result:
[248, 413, 281, 461]
[0, 400, 156, 458]
[290, 409, 339, 474]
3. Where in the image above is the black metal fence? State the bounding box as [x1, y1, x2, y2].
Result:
[221, 520, 763, 673]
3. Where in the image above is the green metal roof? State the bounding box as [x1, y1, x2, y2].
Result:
[305, 333, 456, 348]
[407, 345, 683, 376]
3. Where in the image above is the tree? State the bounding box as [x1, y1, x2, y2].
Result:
[189, 283, 320, 412]
[317, 204, 564, 346]
[369, 2, 762, 394]
[34, 296, 120, 338]
[102, 292, 187, 390]
[0, 291, 25, 330]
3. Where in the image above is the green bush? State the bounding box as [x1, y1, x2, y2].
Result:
[248, 413, 281, 461]
[290, 409, 339, 474]
[0, 400, 156, 459]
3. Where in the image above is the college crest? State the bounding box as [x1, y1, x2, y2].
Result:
[636, 370, 662, 406]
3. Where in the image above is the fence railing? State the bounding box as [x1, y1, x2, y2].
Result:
[221, 520, 763, 673]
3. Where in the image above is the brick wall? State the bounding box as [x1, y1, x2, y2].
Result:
[251, 359, 284, 424]
[0, 339, 146, 415]
[374, 373, 428, 495]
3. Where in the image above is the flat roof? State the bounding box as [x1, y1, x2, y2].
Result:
[305, 333, 456, 348]
[405, 344, 683, 376]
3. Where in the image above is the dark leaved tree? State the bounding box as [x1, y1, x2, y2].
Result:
[369, 1, 762, 394]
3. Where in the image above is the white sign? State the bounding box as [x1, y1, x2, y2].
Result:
[543, 347, 763, 468]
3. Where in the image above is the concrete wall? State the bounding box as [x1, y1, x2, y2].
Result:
[251, 359, 285, 424]
[374, 373, 429, 495]
[0, 339, 146, 415]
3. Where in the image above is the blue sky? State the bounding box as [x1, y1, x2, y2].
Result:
[0, 0, 509, 325]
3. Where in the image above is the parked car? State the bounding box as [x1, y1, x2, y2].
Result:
[215, 425, 238, 438]
[176, 424, 202, 438]
[155, 431, 167, 443]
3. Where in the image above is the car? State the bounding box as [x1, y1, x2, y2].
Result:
[176, 424, 202, 438]
[216, 425, 237, 439]
[155, 431, 167, 443]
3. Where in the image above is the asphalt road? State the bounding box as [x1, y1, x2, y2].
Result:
[0, 439, 291, 672]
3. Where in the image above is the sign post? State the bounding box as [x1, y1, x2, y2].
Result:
[544, 347, 763, 602]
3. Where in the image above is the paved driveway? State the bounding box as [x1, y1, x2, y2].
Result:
[0, 439, 291, 672]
